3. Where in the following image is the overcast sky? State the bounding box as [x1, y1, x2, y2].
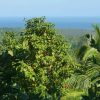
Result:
[0, 0, 100, 17]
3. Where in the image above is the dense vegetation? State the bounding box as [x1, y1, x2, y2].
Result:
[0, 17, 100, 100]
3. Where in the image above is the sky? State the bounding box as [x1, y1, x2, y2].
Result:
[0, 0, 100, 17]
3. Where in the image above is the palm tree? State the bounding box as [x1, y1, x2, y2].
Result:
[75, 25, 100, 99]
[77, 25, 100, 63]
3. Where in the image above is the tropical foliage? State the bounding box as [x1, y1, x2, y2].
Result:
[0, 17, 100, 100]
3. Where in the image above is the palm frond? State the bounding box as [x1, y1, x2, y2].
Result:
[93, 25, 100, 51]
[83, 48, 99, 60]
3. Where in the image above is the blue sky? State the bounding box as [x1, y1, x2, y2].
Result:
[0, 0, 100, 17]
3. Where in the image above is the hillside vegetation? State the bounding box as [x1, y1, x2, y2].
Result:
[0, 17, 100, 100]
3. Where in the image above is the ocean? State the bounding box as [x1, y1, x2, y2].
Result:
[0, 17, 100, 29]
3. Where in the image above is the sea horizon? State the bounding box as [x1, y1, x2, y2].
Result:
[0, 17, 100, 29]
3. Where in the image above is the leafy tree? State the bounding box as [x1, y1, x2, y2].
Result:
[0, 17, 77, 100]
